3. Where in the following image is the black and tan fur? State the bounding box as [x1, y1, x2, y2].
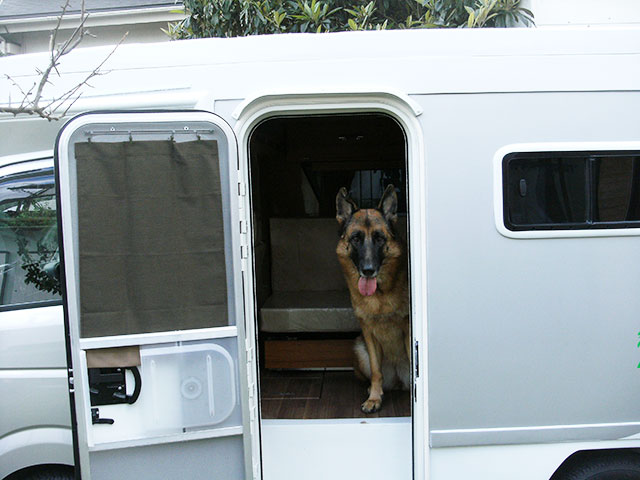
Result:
[336, 185, 410, 413]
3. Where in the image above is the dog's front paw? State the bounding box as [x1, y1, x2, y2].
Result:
[361, 397, 382, 413]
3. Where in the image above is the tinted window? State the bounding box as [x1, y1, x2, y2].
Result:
[595, 156, 640, 222]
[0, 162, 60, 306]
[504, 152, 640, 231]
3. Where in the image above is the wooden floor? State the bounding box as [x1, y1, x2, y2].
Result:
[260, 370, 411, 419]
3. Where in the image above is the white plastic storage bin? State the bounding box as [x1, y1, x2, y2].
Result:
[140, 343, 238, 434]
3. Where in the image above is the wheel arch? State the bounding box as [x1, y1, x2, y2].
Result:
[0, 427, 73, 480]
[3, 464, 74, 480]
[550, 448, 640, 479]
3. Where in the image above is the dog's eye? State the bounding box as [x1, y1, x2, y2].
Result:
[350, 233, 363, 244]
[373, 232, 386, 245]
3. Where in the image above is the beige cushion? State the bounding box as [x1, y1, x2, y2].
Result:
[260, 290, 359, 333]
[262, 218, 357, 333]
[269, 218, 345, 292]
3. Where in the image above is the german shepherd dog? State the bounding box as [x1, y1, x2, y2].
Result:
[336, 185, 410, 413]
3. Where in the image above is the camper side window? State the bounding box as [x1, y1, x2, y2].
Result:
[503, 151, 640, 231]
[0, 163, 60, 307]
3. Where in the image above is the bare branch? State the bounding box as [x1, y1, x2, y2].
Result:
[3, 75, 36, 111]
[5, 74, 30, 99]
[57, 91, 84, 118]
[0, 105, 46, 118]
[57, 3, 90, 57]
[0, 0, 125, 121]
[49, 0, 70, 54]
[35, 0, 89, 107]
[43, 32, 127, 113]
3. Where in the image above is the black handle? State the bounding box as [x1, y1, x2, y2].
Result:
[91, 408, 114, 425]
[126, 366, 142, 404]
[89, 366, 142, 406]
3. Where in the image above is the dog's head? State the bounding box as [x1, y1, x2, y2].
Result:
[336, 185, 400, 297]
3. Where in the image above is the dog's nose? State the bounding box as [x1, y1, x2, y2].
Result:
[361, 268, 375, 277]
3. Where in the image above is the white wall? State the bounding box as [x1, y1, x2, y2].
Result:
[522, 0, 640, 27]
[15, 22, 173, 55]
[0, 8, 185, 55]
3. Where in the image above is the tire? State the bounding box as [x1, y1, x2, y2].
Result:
[554, 451, 640, 480]
[13, 466, 74, 480]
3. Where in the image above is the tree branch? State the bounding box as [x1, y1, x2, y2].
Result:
[0, 0, 126, 121]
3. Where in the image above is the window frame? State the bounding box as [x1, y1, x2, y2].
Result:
[494, 142, 640, 239]
[0, 153, 62, 309]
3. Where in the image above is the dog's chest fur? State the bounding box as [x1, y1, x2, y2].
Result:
[355, 283, 409, 353]
[361, 310, 409, 362]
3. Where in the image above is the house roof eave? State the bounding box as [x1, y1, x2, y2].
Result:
[0, 6, 186, 34]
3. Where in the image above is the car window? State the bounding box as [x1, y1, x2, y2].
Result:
[0, 161, 60, 307]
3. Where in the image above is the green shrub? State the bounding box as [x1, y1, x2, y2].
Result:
[166, 0, 534, 39]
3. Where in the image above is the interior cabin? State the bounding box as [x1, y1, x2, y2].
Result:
[248, 113, 411, 420]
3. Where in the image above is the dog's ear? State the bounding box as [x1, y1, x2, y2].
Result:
[336, 187, 358, 233]
[377, 184, 398, 226]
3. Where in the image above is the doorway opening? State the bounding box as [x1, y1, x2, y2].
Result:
[248, 112, 412, 422]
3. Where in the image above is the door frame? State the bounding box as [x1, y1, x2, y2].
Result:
[232, 91, 429, 480]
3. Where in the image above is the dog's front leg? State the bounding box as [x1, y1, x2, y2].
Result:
[405, 328, 412, 364]
[361, 330, 384, 413]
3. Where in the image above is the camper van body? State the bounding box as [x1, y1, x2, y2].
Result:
[1, 27, 640, 480]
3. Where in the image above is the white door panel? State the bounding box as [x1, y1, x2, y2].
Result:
[55, 111, 257, 480]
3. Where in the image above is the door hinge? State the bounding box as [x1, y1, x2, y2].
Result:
[413, 340, 419, 402]
[247, 371, 258, 429]
[245, 337, 259, 435]
[238, 186, 249, 272]
[245, 338, 254, 361]
[245, 338, 256, 402]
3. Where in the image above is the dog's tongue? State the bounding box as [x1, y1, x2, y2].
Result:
[358, 276, 377, 296]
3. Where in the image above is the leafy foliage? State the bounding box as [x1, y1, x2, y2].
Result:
[166, 0, 534, 39]
[18, 235, 61, 295]
[3, 203, 56, 229]
[4, 201, 61, 295]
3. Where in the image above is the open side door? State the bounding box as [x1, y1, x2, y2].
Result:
[55, 111, 259, 480]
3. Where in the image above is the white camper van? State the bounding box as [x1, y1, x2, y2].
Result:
[1, 27, 640, 480]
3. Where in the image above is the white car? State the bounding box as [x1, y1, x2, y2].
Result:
[0, 152, 74, 480]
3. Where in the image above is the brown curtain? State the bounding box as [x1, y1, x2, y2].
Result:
[75, 140, 228, 338]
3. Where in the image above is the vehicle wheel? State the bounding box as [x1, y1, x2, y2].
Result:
[554, 451, 640, 480]
[14, 466, 74, 480]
